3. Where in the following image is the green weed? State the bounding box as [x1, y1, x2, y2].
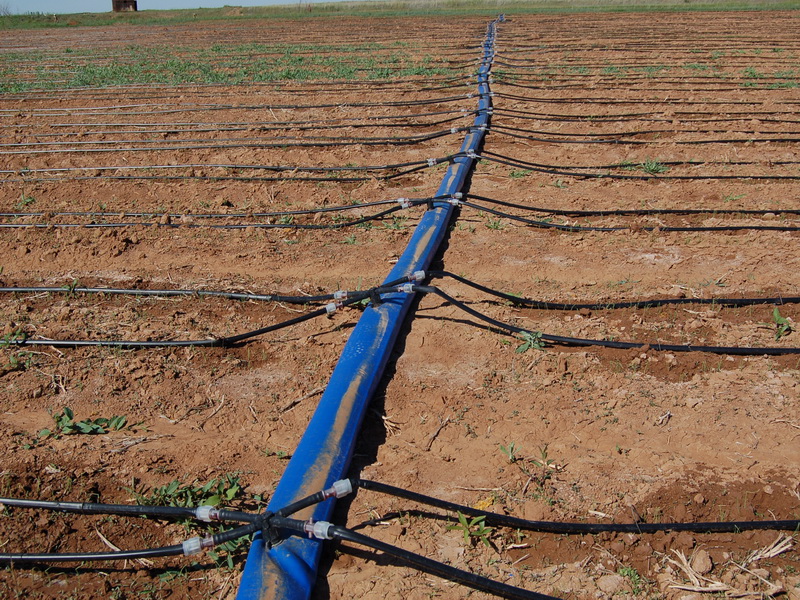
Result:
[128, 472, 243, 508]
[15, 193, 35, 210]
[618, 565, 644, 594]
[486, 217, 505, 230]
[447, 512, 493, 548]
[638, 159, 669, 175]
[515, 331, 544, 353]
[499, 441, 519, 463]
[38, 407, 127, 439]
[771, 307, 793, 340]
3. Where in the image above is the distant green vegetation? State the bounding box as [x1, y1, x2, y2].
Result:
[2, 0, 800, 31]
[0, 42, 457, 92]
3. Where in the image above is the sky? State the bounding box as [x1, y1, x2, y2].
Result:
[3, 0, 307, 14]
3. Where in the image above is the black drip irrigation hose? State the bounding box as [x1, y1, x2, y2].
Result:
[1, 285, 336, 305]
[0, 127, 465, 155]
[4, 108, 477, 132]
[413, 284, 800, 356]
[2, 471, 798, 599]
[491, 106, 800, 126]
[0, 278, 413, 349]
[3, 94, 476, 118]
[0, 196, 426, 223]
[272, 515, 555, 600]
[0, 153, 466, 184]
[426, 270, 800, 312]
[476, 150, 800, 182]
[352, 479, 800, 535]
[463, 193, 800, 218]
[486, 123, 800, 146]
[0, 202, 424, 231]
[456, 198, 800, 233]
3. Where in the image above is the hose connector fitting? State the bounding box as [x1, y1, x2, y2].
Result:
[182, 536, 214, 556]
[195, 506, 220, 522]
[304, 519, 334, 540]
[396, 197, 411, 209]
[333, 290, 348, 301]
[397, 283, 415, 294]
[323, 479, 353, 499]
[426, 158, 438, 167]
[409, 270, 426, 283]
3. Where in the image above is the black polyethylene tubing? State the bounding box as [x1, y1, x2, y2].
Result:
[0, 497, 197, 520]
[463, 193, 800, 217]
[427, 271, 800, 311]
[354, 479, 800, 534]
[330, 525, 557, 600]
[419, 286, 800, 356]
[0, 545, 185, 563]
[0, 497, 257, 524]
[461, 200, 800, 233]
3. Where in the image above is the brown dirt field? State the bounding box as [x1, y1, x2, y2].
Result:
[1, 9, 799, 600]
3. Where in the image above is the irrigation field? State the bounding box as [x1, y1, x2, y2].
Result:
[1, 7, 800, 600]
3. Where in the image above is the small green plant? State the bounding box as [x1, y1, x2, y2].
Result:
[742, 66, 764, 79]
[638, 159, 669, 175]
[38, 407, 127, 439]
[129, 472, 243, 508]
[384, 216, 407, 230]
[486, 217, 505, 230]
[772, 307, 793, 340]
[618, 565, 644, 595]
[515, 331, 544, 353]
[15, 193, 35, 210]
[723, 193, 746, 203]
[529, 444, 560, 485]
[342, 234, 357, 245]
[262, 448, 291, 459]
[509, 169, 531, 179]
[499, 441, 519, 463]
[447, 512, 493, 548]
[4, 350, 34, 373]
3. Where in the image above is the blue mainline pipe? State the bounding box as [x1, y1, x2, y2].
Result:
[236, 17, 500, 600]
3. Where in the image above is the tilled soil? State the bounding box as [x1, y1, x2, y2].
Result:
[1, 9, 799, 600]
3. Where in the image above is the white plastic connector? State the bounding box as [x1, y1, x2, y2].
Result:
[466, 150, 478, 159]
[334, 290, 348, 301]
[196, 506, 218, 523]
[452, 192, 463, 199]
[183, 537, 203, 556]
[450, 127, 459, 134]
[396, 197, 411, 210]
[410, 270, 426, 283]
[331, 479, 353, 499]
[311, 520, 334, 540]
[325, 302, 337, 315]
[426, 158, 438, 167]
[302, 519, 334, 539]
[397, 283, 415, 294]
[447, 197, 461, 206]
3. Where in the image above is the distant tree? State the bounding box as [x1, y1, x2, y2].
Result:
[0, 3, 12, 16]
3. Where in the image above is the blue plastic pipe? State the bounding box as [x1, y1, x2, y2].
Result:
[236, 17, 500, 600]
